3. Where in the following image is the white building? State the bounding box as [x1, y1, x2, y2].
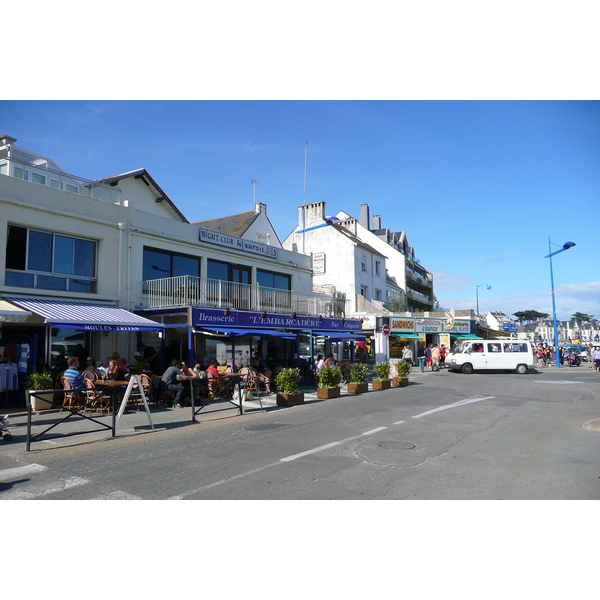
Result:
[1, 135, 359, 405]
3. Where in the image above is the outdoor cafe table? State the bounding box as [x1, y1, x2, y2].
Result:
[191, 372, 245, 422]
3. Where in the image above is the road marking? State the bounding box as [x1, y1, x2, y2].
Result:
[393, 420, 406, 425]
[363, 426, 388, 435]
[412, 395, 494, 419]
[280, 434, 364, 463]
[0, 475, 90, 499]
[0, 463, 48, 483]
[534, 381, 579, 384]
[92, 490, 144, 500]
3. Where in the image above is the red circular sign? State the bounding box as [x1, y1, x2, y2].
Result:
[382, 324, 390, 335]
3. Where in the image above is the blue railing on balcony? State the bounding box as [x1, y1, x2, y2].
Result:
[142, 275, 348, 318]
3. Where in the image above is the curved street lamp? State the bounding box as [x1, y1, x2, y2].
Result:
[544, 239, 576, 367]
[476, 283, 492, 316]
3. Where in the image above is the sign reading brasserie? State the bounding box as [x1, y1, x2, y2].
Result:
[198, 227, 278, 259]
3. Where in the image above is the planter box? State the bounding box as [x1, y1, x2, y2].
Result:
[276, 392, 305, 406]
[317, 387, 340, 399]
[372, 380, 391, 390]
[347, 382, 368, 394]
[27, 390, 56, 411]
[392, 377, 409, 387]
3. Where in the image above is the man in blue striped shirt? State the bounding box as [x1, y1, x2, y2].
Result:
[64, 356, 84, 390]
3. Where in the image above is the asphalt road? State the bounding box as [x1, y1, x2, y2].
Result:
[1, 365, 599, 500]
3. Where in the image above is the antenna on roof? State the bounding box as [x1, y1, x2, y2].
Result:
[302, 141, 308, 253]
[251, 179, 258, 203]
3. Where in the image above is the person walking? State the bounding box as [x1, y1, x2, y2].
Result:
[593, 346, 600, 372]
[417, 345, 426, 373]
[425, 344, 433, 369]
[587, 343, 593, 368]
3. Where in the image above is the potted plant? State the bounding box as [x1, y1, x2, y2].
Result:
[393, 360, 411, 387]
[347, 363, 368, 394]
[25, 370, 56, 410]
[274, 368, 304, 406]
[317, 365, 342, 399]
[372, 361, 391, 390]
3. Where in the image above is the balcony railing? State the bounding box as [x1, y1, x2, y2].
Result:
[142, 275, 349, 318]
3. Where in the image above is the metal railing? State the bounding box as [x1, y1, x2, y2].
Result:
[142, 275, 349, 317]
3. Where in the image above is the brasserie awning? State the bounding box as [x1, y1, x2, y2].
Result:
[7, 297, 163, 332]
[199, 326, 297, 339]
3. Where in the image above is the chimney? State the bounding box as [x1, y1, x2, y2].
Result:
[255, 202, 267, 214]
[0, 135, 17, 147]
[372, 215, 381, 229]
[359, 203, 370, 229]
[299, 201, 326, 229]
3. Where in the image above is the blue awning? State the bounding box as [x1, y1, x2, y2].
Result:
[8, 297, 163, 332]
[200, 327, 296, 339]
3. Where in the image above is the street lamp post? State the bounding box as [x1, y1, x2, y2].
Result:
[544, 238, 576, 368]
[476, 283, 492, 316]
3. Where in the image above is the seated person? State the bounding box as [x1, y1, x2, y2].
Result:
[64, 356, 85, 390]
[251, 356, 271, 394]
[105, 359, 127, 382]
[111, 352, 129, 372]
[161, 359, 189, 408]
[130, 351, 150, 371]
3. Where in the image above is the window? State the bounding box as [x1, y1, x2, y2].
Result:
[66, 184, 79, 194]
[143, 247, 201, 281]
[32, 172, 45, 185]
[375, 289, 382, 301]
[0, 163, 8, 175]
[361, 262, 367, 272]
[375, 261, 381, 276]
[13, 166, 28, 180]
[5, 225, 97, 293]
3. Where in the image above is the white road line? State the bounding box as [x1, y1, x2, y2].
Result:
[362, 426, 388, 435]
[92, 490, 144, 500]
[1, 475, 90, 499]
[533, 381, 578, 384]
[279, 435, 363, 463]
[412, 395, 495, 419]
[393, 420, 406, 425]
[0, 463, 48, 483]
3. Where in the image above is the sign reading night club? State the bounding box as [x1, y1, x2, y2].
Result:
[198, 228, 278, 259]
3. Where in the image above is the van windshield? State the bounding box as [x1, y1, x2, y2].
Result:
[452, 341, 469, 354]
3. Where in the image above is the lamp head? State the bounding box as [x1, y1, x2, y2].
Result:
[487, 285, 492, 290]
[563, 242, 575, 250]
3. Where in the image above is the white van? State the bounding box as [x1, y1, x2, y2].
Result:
[448, 339, 535, 374]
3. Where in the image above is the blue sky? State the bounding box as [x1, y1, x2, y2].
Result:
[2, 100, 599, 320]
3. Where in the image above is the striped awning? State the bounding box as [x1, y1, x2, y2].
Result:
[7, 297, 163, 332]
[0, 300, 31, 323]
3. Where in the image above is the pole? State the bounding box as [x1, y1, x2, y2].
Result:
[549, 237, 561, 368]
[302, 141, 307, 253]
[476, 287, 479, 315]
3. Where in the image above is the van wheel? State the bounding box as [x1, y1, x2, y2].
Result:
[516, 364, 528, 374]
[461, 363, 474, 374]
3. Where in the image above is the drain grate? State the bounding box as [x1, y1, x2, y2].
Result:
[377, 441, 416, 451]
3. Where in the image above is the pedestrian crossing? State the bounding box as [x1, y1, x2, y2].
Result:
[0, 462, 141, 500]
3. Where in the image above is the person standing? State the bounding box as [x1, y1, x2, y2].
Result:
[439, 345, 446, 368]
[417, 344, 426, 373]
[356, 340, 366, 363]
[138, 342, 160, 373]
[402, 345, 413, 365]
[425, 344, 433, 369]
[594, 347, 600, 372]
[587, 343, 593, 368]
[431, 344, 440, 371]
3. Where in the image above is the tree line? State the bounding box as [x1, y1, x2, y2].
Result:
[512, 310, 594, 324]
